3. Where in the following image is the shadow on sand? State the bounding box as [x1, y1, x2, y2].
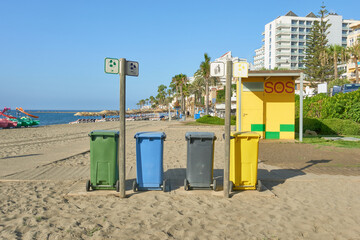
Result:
[258, 159, 332, 191]
[125, 160, 331, 196]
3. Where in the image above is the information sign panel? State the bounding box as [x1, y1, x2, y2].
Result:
[126, 61, 139, 76]
[210, 62, 225, 77]
[233, 62, 249, 78]
[104, 58, 119, 74]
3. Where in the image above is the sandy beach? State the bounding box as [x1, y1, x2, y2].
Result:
[1, 120, 360, 239]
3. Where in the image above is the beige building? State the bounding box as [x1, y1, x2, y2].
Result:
[347, 21, 360, 82]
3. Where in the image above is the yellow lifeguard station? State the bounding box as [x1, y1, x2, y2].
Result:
[237, 70, 302, 140]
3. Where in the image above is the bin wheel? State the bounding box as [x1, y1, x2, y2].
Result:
[163, 179, 167, 192]
[116, 180, 120, 192]
[213, 179, 217, 191]
[184, 179, 189, 191]
[257, 180, 262, 192]
[132, 181, 138, 192]
[229, 181, 233, 192]
[86, 180, 91, 192]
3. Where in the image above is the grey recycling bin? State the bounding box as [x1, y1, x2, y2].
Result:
[184, 132, 217, 191]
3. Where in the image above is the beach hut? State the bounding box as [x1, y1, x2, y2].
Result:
[238, 70, 301, 139]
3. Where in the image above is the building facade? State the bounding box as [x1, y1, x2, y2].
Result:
[254, 11, 358, 70]
[347, 21, 360, 81]
[254, 46, 265, 70]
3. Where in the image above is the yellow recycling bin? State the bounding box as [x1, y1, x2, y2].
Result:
[229, 132, 261, 191]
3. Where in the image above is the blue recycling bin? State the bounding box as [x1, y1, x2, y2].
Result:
[133, 132, 167, 191]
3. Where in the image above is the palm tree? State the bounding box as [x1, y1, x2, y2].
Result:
[166, 89, 173, 105]
[156, 84, 167, 107]
[149, 96, 156, 109]
[328, 44, 345, 80]
[189, 69, 205, 108]
[200, 53, 211, 115]
[348, 40, 360, 83]
[170, 74, 188, 114]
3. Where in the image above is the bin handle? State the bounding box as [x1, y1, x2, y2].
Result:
[222, 133, 235, 140]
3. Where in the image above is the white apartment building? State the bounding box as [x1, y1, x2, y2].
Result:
[254, 46, 264, 70]
[347, 21, 360, 81]
[254, 11, 358, 70]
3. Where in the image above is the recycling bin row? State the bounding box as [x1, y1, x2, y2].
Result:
[86, 130, 260, 192]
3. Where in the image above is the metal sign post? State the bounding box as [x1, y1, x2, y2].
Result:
[236, 77, 241, 131]
[299, 72, 304, 142]
[224, 60, 232, 198]
[233, 62, 249, 132]
[105, 57, 139, 198]
[119, 58, 126, 198]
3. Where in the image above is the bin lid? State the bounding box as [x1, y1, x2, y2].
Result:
[185, 132, 216, 140]
[231, 131, 260, 138]
[89, 130, 119, 137]
[134, 131, 166, 139]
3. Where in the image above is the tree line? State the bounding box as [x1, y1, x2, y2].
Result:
[304, 5, 360, 85]
[136, 53, 219, 115]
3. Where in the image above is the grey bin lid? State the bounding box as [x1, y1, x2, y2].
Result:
[185, 132, 216, 140]
[134, 132, 166, 139]
[89, 130, 119, 137]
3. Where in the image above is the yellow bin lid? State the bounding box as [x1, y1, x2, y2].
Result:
[231, 131, 260, 139]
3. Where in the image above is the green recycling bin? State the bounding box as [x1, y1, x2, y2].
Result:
[86, 130, 119, 191]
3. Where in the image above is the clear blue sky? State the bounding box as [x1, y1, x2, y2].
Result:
[0, 0, 358, 110]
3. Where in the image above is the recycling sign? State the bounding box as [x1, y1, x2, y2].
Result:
[126, 61, 139, 76]
[104, 58, 119, 74]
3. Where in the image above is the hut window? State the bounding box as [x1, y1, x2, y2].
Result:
[243, 82, 264, 92]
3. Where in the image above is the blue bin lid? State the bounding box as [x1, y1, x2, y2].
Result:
[185, 132, 216, 140]
[89, 130, 119, 137]
[134, 131, 166, 139]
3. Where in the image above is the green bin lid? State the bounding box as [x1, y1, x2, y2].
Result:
[89, 130, 119, 137]
[185, 132, 216, 140]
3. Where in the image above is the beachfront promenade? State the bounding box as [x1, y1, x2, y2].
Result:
[0, 120, 359, 239]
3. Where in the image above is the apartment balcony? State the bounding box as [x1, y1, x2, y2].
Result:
[262, 38, 265, 42]
[276, 44, 291, 49]
[348, 62, 357, 69]
[276, 63, 291, 68]
[276, 58, 290, 64]
[254, 56, 264, 61]
[350, 73, 357, 78]
[276, 23, 290, 28]
[276, 51, 291, 56]
[276, 37, 291, 42]
[276, 30, 291, 35]
[262, 31, 265, 35]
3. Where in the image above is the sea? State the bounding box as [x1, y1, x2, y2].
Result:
[5, 110, 102, 126]
[3, 110, 171, 127]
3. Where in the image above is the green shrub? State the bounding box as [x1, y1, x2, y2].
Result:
[295, 90, 360, 123]
[347, 102, 360, 123]
[196, 115, 235, 125]
[295, 117, 360, 135]
[322, 119, 360, 135]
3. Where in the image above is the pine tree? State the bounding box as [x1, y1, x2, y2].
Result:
[303, 4, 333, 85]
